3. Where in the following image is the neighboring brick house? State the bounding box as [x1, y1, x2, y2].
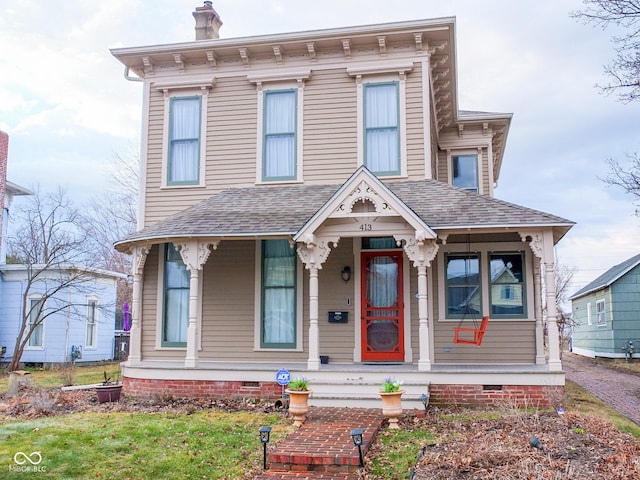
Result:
[111, 3, 574, 406]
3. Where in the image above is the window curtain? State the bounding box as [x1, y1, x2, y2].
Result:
[262, 240, 295, 345]
[164, 244, 189, 344]
[366, 256, 398, 308]
[169, 97, 200, 183]
[264, 91, 296, 179]
[365, 83, 399, 173]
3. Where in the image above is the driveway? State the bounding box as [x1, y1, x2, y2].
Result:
[563, 353, 640, 425]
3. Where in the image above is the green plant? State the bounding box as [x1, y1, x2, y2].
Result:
[287, 376, 309, 391]
[381, 376, 403, 393]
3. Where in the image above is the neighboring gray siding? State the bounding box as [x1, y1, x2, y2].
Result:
[571, 289, 615, 356]
[611, 265, 640, 348]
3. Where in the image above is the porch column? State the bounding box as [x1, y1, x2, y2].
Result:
[308, 266, 320, 370]
[395, 233, 438, 372]
[176, 240, 218, 369]
[542, 231, 562, 371]
[128, 246, 149, 366]
[416, 264, 430, 370]
[533, 256, 545, 365]
[297, 234, 338, 371]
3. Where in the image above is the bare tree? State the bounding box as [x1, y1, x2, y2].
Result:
[571, 0, 640, 103]
[602, 154, 640, 212]
[6, 188, 99, 371]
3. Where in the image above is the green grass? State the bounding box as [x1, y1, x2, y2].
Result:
[367, 424, 435, 477]
[0, 410, 290, 479]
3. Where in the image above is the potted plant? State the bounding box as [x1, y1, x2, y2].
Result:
[95, 369, 123, 404]
[285, 376, 311, 427]
[379, 377, 404, 429]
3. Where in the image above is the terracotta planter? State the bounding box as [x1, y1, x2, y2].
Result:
[286, 389, 311, 427]
[379, 390, 404, 429]
[95, 384, 123, 403]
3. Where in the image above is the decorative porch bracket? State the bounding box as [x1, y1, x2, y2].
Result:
[297, 234, 339, 370]
[129, 245, 150, 365]
[395, 232, 438, 371]
[520, 231, 562, 371]
[176, 240, 220, 368]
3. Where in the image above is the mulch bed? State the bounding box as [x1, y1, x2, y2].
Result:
[400, 409, 640, 480]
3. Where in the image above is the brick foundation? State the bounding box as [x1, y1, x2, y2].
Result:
[429, 384, 563, 407]
[123, 376, 283, 400]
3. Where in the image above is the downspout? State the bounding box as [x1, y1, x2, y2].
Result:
[123, 66, 143, 83]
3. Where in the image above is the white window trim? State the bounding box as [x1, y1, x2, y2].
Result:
[248, 70, 310, 185]
[159, 88, 210, 189]
[155, 244, 203, 351]
[447, 149, 482, 194]
[253, 240, 303, 352]
[436, 242, 534, 322]
[596, 299, 606, 327]
[348, 61, 413, 178]
[85, 296, 99, 350]
[25, 295, 45, 350]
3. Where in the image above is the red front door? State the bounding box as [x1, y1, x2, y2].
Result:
[361, 252, 404, 362]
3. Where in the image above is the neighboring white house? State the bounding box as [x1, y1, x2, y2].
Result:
[0, 129, 125, 365]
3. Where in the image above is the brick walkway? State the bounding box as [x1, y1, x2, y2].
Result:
[254, 407, 385, 479]
[563, 353, 640, 425]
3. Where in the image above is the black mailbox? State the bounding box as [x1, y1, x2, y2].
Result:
[328, 311, 348, 323]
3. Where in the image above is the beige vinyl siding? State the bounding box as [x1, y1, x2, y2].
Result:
[480, 147, 490, 195]
[303, 68, 358, 182]
[405, 63, 426, 179]
[205, 77, 257, 187]
[433, 320, 536, 363]
[318, 239, 355, 363]
[436, 149, 448, 183]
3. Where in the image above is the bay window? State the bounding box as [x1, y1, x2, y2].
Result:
[489, 253, 526, 317]
[446, 254, 481, 317]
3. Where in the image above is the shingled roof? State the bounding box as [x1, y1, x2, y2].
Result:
[570, 253, 640, 299]
[115, 178, 573, 252]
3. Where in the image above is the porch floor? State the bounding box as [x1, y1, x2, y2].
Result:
[254, 407, 385, 478]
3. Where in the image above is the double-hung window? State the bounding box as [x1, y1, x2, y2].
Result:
[263, 90, 297, 181]
[489, 253, 525, 317]
[445, 254, 481, 317]
[596, 300, 606, 326]
[261, 240, 296, 348]
[162, 243, 190, 346]
[27, 298, 44, 348]
[86, 299, 97, 349]
[452, 154, 479, 192]
[364, 82, 400, 175]
[168, 96, 202, 185]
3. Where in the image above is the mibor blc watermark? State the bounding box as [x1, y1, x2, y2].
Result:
[9, 451, 46, 473]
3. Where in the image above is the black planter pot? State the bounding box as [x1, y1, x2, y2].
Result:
[95, 384, 123, 403]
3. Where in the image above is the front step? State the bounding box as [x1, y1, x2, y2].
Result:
[265, 407, 384, 474]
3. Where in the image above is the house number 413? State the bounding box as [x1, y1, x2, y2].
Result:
[359, 223, 373, 231]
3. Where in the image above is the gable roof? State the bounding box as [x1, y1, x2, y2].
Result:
[114, 176, 574, 253]
[570, 253, 640, 300]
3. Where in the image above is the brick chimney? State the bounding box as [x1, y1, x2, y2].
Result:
[0, 130, 8, 261]
[193, 1, 222, 40]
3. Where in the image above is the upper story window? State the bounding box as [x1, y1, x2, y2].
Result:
[452, 154, 478, 192]
[263, 89, 297, 181]
[248, 69, 310, 184]
[348, 61, 413, 178]
[168, 96, 202, 185]
[364, 82, 400, 175]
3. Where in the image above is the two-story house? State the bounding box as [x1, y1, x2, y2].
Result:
[112, 3, 573, 406]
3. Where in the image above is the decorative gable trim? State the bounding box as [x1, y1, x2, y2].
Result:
[293, 166, 435, 242]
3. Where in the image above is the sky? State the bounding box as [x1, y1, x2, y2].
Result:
[1, 0, 639, 296]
